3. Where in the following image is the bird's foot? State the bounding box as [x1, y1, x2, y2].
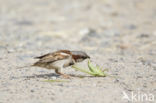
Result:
[61, 74, 71, 79]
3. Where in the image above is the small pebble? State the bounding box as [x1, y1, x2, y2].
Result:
[51, 77, 57, 80]
[30, 90, 35, 92]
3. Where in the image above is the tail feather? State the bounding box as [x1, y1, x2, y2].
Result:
[16, 65, 32, 69]
[16, 63, 37, 69]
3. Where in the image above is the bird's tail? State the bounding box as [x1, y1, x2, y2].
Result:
[16, 64, 34, 69]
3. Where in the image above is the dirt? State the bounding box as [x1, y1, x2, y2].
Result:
[0, 0, 156, 103]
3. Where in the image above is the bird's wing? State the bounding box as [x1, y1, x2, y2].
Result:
[34, 51, 71, 64]
[34, 53, 51, 59]
[34, 50, 71, 59]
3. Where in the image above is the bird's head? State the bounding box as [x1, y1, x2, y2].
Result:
[71, 51, 90, 62]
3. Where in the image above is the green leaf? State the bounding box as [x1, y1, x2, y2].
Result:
[72, 65, 95, 75]
[72, 60, 107, 77]
[88, 60, 106, 76]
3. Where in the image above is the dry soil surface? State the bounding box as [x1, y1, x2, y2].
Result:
[0, 0, 156, 103]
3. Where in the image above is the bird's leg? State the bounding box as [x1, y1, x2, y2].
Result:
[55, 68, 70, 79]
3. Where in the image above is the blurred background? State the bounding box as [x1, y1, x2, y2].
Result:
[0, 0, 156, 103]
[0, 0, 155, 54]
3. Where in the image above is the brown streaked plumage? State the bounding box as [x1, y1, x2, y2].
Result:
[33, 50, 90, 78]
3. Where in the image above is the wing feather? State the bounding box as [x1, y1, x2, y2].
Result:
[33, 50, 71, 66]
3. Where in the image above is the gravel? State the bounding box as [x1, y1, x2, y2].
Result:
[0, 0, 156, 103]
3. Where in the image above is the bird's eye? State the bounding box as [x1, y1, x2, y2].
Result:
[83, 56, 87, 59]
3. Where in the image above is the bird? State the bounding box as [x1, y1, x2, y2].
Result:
[32, 50, 90, 78]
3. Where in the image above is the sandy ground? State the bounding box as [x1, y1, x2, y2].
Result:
[0, 0, 156, 103]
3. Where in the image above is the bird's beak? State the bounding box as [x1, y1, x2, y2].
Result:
[87, 55, 90, 59]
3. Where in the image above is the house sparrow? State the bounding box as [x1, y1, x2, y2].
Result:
[33, 50, 90, 78]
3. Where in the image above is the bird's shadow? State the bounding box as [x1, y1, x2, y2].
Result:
[22, 73, 59, 79]
[20, 73, 95, 79]
[70, 74, 104, 78]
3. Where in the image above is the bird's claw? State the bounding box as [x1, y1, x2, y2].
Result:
[61, 74, 71, 79]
